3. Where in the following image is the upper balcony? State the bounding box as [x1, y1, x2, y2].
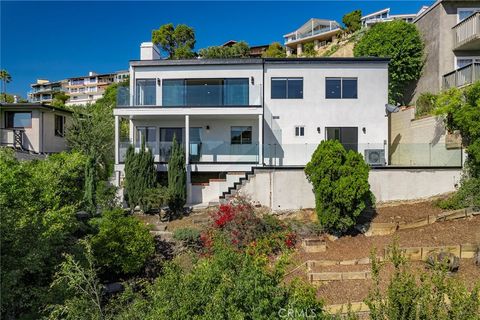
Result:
[442, 62, 480, 89]
[116, 78, 262, 109]
[284, 18, 341, 46]
[453, 12, 480, 51]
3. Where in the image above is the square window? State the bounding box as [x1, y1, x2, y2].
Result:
[231, 126, 252, 144]
[326, 78, 342, 99]
[295, 126, 305, 137]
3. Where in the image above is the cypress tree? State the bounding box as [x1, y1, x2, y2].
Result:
[167, 135, 186, 215]
[83, 155, 97, 214]
[124, 140, 156, 211]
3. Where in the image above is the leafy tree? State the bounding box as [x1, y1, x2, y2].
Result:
[354, 20, 424, 104]
[47, 241, 105, 320]
[0, 69, 12, 100]
[83, 156, 97, 215]
[304, 140, 373, 233]
[89, 209, 155, 275]
[302, 42, 317, 57]
[342, 10, 362, 33]
[167, 136, 186, 215]
[124, 142, 156, 210]
[52, 91, 69, 106]
[111, 237, 324, 319]
[0, 149, 84, 319]
[198, 41, 250, 58]
[152, 23, 196, 59]
[262, 42, 286, 58]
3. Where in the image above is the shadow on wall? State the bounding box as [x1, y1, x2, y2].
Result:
[389, 133, 402, 159]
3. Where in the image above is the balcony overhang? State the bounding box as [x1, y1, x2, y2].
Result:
[285, 28, 341, 48]
[453, 12, 480, 51]
[454, 37, 480, 51]
[114, 106, 263, 117]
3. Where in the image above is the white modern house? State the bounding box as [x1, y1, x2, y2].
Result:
[113, 42, 389, 206]
[361, 7, 429, 27]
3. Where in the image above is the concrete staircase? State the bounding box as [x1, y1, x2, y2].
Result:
[219, 168, 256, 203]
[191, 172, 247, 206]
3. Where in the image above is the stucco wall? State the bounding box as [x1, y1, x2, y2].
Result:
[389, 107, 462, 166]
[237, 167, 462, 210]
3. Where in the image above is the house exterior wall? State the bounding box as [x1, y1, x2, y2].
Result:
[41, 111, 71, 153]
[411, 0, 480, 103]
[263, 62, 389, 165]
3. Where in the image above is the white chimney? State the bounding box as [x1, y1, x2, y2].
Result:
[88, 71, 97, 76]
[140, 42, 161, 60]
[13, 95, 18, 103]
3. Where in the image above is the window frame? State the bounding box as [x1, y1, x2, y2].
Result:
[457, 8, 480, 23]
[325, 77, 358, 99]
[135, 78, 157, 106]
[54, 114, 65, 137]
[294, 125, 305, 137]
[231, 126, 252, 145]
[5, 111, 32, 129]
[270, 77, 304, 99]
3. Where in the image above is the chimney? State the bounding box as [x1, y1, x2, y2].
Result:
[13, 95, 18, 103]
[88, 71, 97, 76]
[140, 42, 161, 60]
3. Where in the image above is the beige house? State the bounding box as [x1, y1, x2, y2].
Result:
[410, 0, 480, 103]
[0, 103, 72, 154]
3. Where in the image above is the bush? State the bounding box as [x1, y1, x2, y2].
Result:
[142, 185, 170, 214]
[354, 20, 424, 103]
[342, 10, 362, 33]
[415, 92, 438, 118]
[173, 228, 201, 249]
[111, 237, 323, 319]
[167, 136, 186, 215]
[305, 140, 374, 233]
[89, 209, 155, 275]
[262, 42, 286, 58]
[437, 177, 480, 210]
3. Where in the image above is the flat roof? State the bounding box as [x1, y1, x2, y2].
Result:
[0, 102, 73, 114]
[131, 57, 390, 67]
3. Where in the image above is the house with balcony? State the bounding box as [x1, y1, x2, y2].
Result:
[113, 42, 389, 206]
[0, 102, 72, 154]
[283, 19, 342, 57]
[409, 0, 480, 103]
[361, 7, 427, 28]
[65, 71, 116, 106]
[28, 79, 66, 103]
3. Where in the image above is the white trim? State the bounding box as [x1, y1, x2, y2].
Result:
[114, 107, 263, 117]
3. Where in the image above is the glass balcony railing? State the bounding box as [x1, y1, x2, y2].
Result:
[116, 85, 262, 108]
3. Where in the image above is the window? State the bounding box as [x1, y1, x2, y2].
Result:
[136, 79, 156, 106]
[5, 112, 32, 128]
[295, 126, 305, 137]
[326, 77, 357, 99]
[162, 79, 185, 106]
[55, 115, 65, 137]
[271, 78, 303, 99]
[458, 8, 480, 22]
[231, 126, 252, 144]
[325, 127, 358, 152]
[136, 127, 157, 151]
[456, 57, 480, 69]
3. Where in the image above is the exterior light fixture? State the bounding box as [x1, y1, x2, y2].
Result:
[206, 125, 210, 131]
[251, 76, 254, 85]
[362, 127, 366, 134]
[317, 127, 321, 134]
[157, 78, 161, 86]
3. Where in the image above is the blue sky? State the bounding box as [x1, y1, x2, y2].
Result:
[1, 1, 433, 97]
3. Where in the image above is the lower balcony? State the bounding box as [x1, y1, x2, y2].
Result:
[442, 62, 480, 89]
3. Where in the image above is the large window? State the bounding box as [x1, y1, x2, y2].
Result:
[136, 127, 156, 148]
[162, 78, 249, 107]
[326, 77, 357, 99]
[231, 126, 252, 145]
[5, 112, 32, 128]
[271, 78, 303, 99]
[55, 115, 65, 137]
[136, 79, 156, 106]
[325, 127, 358, 152]
[458, 8, 480, 22]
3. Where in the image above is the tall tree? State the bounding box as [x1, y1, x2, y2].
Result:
[0, 69, 12, 102]
[152, 23, 196, 59]
[354, 20, 424, 104]
[199, 41, 250, 59]
[167, 135, 186, 216]
[262, 42, 286, 58]
[342, 10, 362, 33]
[83, 155, 97, 214]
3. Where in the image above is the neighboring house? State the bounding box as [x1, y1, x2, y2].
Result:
[283, 18, 342, 56]
[65, 71, 116, 106]
[410, 0, 480, 103]
[361, 7, 428, 27]
[28, 79, 66, 103]
[115, 70, 129, 83]
[0, 102, 72, 154]
[221, 40, 270, 57]
[113, 42, 389, 205]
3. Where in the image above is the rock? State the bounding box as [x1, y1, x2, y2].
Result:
[104, 282, 124, 294]
[354, 223, 370, 234]
[326, 234, 338, 242]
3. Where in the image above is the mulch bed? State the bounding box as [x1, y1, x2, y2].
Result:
[372, 199, 446, 223]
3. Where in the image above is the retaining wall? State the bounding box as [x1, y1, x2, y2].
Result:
[238, 167, 462, 210]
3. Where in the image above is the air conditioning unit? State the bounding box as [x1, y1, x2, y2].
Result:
[365, 149, 385, 166]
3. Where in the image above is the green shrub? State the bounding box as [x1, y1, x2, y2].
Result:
[342, 10, 362, 33]
[321, 44, 339, 57]
[142, 185, 170, 214]
[173, 228, 201, 249]
[415, 92, 438, 117]
[302, 42, 317, 57]
[305, 140, 374, 233]
[167, 136, 186, 215]
[95, 180, 118, 211]
[354, 20, 424, 103]
[437, 177, 480, 210]
[89, 209, 155, 275]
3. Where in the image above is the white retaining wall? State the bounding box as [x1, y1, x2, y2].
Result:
[238, 168, 462, 210]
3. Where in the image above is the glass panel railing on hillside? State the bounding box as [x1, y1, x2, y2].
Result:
[189, 141, 259, 163]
